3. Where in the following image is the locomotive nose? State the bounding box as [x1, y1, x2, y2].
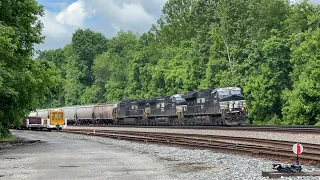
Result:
[219, 94, 246, 112]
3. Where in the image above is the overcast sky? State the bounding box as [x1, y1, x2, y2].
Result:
[35, 0, 319, 51]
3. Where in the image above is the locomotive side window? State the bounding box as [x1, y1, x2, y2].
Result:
[175, 97, 185, 103]
[230, 90, 241, 95]
[158, 102, 164, 112]
[218, 90, 241, 96]
[131, 105, 138, 110]
[156, 103, 165, 108]
[218, 91, 230, 96]
[197, 98, 205, 104]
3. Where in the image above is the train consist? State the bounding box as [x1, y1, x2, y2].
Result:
[28, 86, 248, 126]
[22, 109, 66, 131]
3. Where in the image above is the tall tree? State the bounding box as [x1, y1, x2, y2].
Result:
[71, 29, 108, 87]
[64, 44, 85, 105]
[282, 9, 320, 124]
[155, 0, 196, 46]
[37, 48, 66, 107]
[244, 34, 291, 124]
[0, 0, 61, 137]
[104, 31, 140, 101]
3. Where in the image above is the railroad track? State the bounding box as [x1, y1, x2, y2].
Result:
[62, 129, 320, 165]
[67, 125, 320, 133]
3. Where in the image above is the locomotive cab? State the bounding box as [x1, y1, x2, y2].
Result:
[213, 87, 248, 125]
[214, 87, 245, 112]
[170, 94, 187, 121]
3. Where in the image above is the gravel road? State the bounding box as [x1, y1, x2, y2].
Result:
[1, 130, 319, 180]
[0, 130, 175, 180]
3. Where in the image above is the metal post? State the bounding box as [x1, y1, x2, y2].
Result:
[296, 142, 300, 164]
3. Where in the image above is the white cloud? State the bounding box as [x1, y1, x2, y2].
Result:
[36, 0, 169, 51]
[115, 3, 154, 24]
[290, 0, 320, 4]
[41, 10, 69, 38]
[47, 1, 69, 11]
[37, 9, 77, 50]
[87, 0, 155, 32]
[307, 0, 320, 4]
[55, 0, 95, 26]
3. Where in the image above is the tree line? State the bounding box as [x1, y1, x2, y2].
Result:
[0, 0, 60, 137]
[39, 0, 320, 126]
[1, 0, 320, 138]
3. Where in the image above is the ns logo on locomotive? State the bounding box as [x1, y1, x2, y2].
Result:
[25, 86, 248, 128]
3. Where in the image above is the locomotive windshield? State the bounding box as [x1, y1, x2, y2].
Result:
[175, 97, 186, 103]
[217, 88, 241, 96]
[171, 94, 186, 104]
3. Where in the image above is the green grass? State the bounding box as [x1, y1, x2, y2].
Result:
[0, 136, 16, 143]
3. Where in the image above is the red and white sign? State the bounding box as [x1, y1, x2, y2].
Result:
[292, 143, 303, 155]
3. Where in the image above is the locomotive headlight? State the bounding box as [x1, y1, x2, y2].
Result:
[229, 108, 232, 111]
[242, 107, 244, 111]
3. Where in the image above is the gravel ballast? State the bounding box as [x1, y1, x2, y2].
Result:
[54, 131, 320, 180]
[66, 126, 320, 145]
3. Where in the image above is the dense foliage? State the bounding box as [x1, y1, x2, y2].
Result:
[36, 0, 320, 126]
[0, 0, 60, 137]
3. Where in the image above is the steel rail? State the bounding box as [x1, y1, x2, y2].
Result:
[62, 129, 320, 165]
[68, 125, 320, 134]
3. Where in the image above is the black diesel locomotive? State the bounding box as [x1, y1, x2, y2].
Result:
[34, 86, 248, 126]
[112, 86, 248, 126]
